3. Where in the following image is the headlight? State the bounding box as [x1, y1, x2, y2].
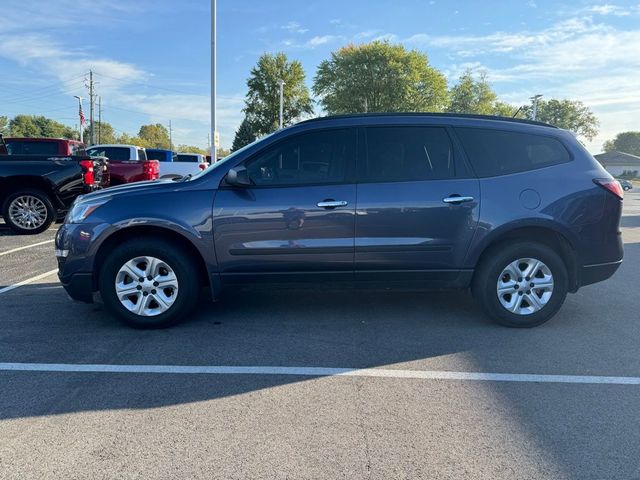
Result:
[66, 197, 111, 223]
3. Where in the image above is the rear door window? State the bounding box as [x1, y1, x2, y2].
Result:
[361, 127, 455, 182]
[176, 154, 199, 163]
[6, 141, 59, 155]
[455, 128, 571, 177]
[87, 147, 131, 160]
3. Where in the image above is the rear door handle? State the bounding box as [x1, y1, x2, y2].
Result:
[317, 200, 348, 209]
[442, 196, 474, 204]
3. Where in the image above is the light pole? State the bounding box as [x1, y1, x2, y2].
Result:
[530, 94, 543, 121]
[277, 79, 285, 129]
[211, 0, 217, 160]
[73, 95, 84, 143]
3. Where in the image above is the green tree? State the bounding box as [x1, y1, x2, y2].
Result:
[0, 115, 8, 135]
[603, 131, 640, 156]
[84, 121, 118, 144]
[522, 99, 599, 141]
[176, 144, 207, 155]
[313, 41, 449, 115]
[231, 117, 257, 151]
[9, 115, 76, 139]
[138, 123, 171, 149]
[244, 52, 314, 135]
[447, 70, 497, 115]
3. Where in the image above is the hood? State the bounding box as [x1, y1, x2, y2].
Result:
[78, 179, 177, 203]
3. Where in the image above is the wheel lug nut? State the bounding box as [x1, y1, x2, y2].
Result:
[518, 291, 524, 295]
[151, 289, 156, 294]
[153, 281, 159, 287]
[139, 277, 144, 282]
[136, 285, 142, 290]
[514, 285, 519, 290]
[530, 283, 534, 287]
[525, 276, 530, 281]
[147, 276, 153, 280]
[527, 290, 531, 294]
[143, 291, 148, 296]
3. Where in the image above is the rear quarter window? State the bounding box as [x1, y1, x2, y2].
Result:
[455, 127, 571, 177]
[7, 141, 59, 155]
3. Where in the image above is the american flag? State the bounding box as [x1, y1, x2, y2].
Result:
[79, 103, 85, 126]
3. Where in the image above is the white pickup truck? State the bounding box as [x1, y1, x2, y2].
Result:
[146, 149, 209, 178]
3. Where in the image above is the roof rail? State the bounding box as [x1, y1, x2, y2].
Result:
[297, 112, 557, 129]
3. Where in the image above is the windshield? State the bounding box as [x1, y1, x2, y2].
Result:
[184, 133, 274, 181]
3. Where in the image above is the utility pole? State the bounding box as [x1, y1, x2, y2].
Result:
[277, 79, 285, 129]
[89, 70, 95, 145]
[211, 0, 217, 161]
[98, 96, 102, 145]
[530, 94, 543, 121]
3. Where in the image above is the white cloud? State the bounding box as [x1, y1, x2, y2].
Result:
[587, 4, 632, 16]
[305, 35, 341, 48]
[281, 21, 309, 34]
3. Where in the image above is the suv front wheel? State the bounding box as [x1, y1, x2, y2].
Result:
[472, 241, 568, 327]
[99, 239, 200, 328]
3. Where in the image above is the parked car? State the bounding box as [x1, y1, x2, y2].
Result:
[0, 137, 86, 156]
[619, 179, 633, 191]
[86, 144, 159, 185]
[0, 135, 109, 234]
[56, 113, 623, 328]
[147, 148, 207, 179]
[176, 152, 208, 166]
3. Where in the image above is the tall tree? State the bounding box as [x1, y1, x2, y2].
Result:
[244, 52, 313, 136]
[603, 131, 640, 156]
[138, 123, 171, 149]
[176, 144, 207, 155]
[446, 70, 514, 116]
[9, 115, 76, 139]
[84, 121, 117, 144]
[231, 117, 257, 151]
[0, 115, 8, 135]
[313, 41, 449, 115]
[522, 99, 599, 141]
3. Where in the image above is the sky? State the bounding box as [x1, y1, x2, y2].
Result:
[0, 0, 638, 153]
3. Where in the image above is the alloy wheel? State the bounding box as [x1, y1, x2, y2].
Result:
[496, 257, 554, 315]
[8, 195, 48, 230]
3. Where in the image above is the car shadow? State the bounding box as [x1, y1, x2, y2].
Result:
[0, 243, 639, 477]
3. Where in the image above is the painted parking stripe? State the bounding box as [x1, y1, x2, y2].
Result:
[0, 239, 55, 257]
[0, 363, 639, 385]
[0, 269, 58, 294]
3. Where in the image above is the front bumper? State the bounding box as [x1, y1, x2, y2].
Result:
[58, 271, 94, 303]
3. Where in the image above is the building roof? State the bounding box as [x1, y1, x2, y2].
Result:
[594, 151, 640, 167]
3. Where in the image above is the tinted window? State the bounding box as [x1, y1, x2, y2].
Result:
[176, 154, 200, 163]
[455, 128, 571, 177]
[362, 127, 454, 182]
[147, 150, 171, 162]
[245, 129, 354, 186]
[87, 147, 131, 161]
[137, 149, 147, 161]
[6, 141, 59, 155]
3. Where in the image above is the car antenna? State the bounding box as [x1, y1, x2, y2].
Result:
[512, 106, 523, 118]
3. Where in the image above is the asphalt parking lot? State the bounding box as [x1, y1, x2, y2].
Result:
[1, 192, 639, 480]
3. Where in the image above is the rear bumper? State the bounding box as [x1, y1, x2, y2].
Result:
[579, 260, 622, 288]
[58, 271, 94, 303]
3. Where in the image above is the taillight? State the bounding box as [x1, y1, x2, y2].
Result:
[143, 160, 160, 180]
[199, 163, 207, 171]
[79, 160, 95, 185]
[594, 179, 624, 199]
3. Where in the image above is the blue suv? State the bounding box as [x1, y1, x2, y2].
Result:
[55, 114, 624, 328]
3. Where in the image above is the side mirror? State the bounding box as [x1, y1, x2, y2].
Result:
[226, 166, 251, 187]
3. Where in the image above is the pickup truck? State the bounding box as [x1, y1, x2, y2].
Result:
[146, 149, 208, 179]
[0, 137, 86, 156]
[85, 144, 159, 185]
[0, 135, 109, 234]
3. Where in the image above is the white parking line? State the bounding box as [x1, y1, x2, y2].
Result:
[0, 269, 58, 294]
[0, 239, 55, 257]
[0, 363, 639, 385]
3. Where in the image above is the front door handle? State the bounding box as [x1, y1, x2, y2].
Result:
[317, 200, 348, 209]
[443, 195, 474, 204]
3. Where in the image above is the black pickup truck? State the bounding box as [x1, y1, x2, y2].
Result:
[0, 135, 109, 234]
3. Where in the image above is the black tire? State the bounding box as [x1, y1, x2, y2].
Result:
[2, 189, 55, 235]
[99, 238, 200, 328]
[472, 241, 568, 327]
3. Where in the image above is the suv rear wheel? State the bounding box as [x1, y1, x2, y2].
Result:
[2, 189, 55, 234]
[99, 239, 200, 328]
[472, 241, 568, 327]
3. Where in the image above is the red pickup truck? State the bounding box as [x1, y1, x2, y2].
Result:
[1, 138, 159, 185]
